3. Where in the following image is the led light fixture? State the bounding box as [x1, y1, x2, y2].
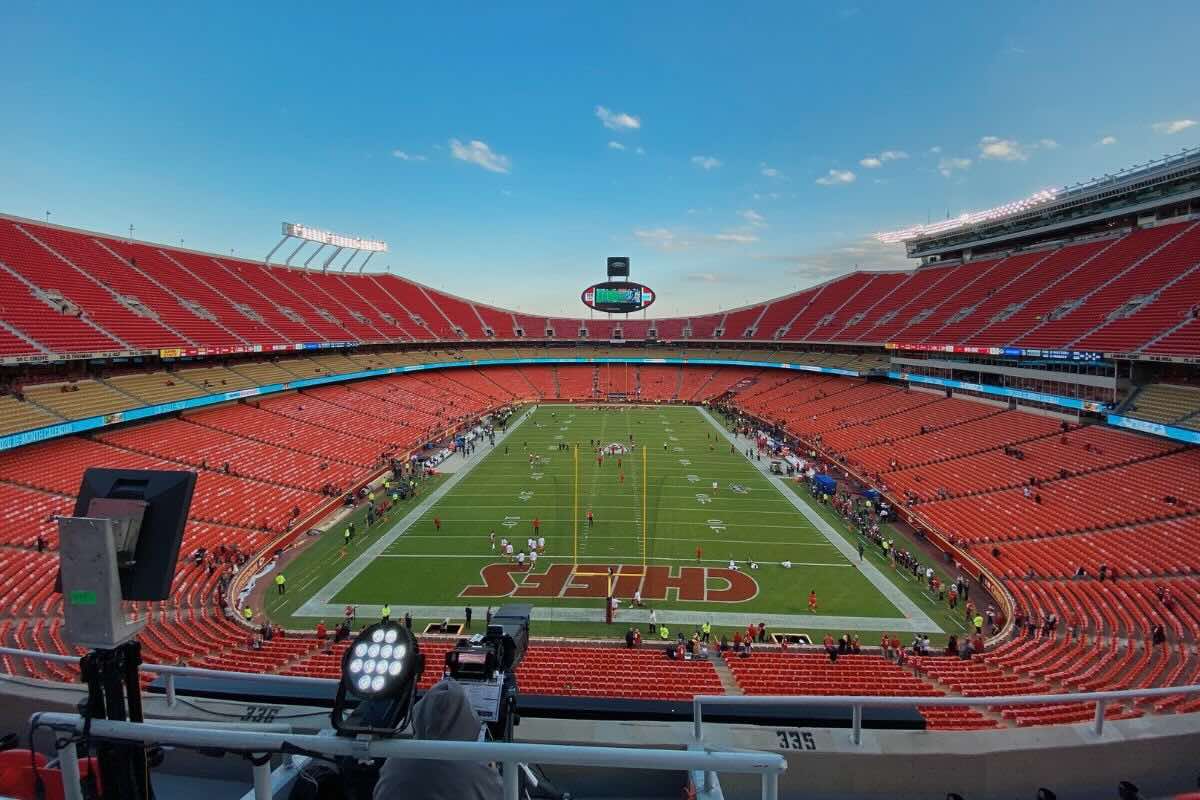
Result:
[332, 621, 424, 736]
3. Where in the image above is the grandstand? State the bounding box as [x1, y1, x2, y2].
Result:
[0, 148, 1199, 799]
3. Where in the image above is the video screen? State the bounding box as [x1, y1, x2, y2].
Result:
[594, 286, 642, 306]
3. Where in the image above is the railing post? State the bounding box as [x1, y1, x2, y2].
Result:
[252, 755, 271, 800]
[693, 697, 703, 742]
[59, 740, 84, 800]
[166, 672, 177, 708]
[1093, 700, 1107, 736]
[761, 771, 779, 800]
[851, 704, 863, 746]
[503, 760, 520, 800]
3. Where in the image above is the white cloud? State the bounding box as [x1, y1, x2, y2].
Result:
[691, 155, 722, 171]
[929, 145, 943, 154]
[633, 228, 681, 251]
[391, 150, 427, 161]
[978, 136, 1029, 161]
[938, 156, 972, 177]
[1152, 119, 1197, 135]
[607, 141, 626, 151]
[713, 232, 759, 243]
[687, 272, 722, 283]
[449, 138, 511, 173]
[760, 163, 782, 177]
[860, 150, 908, 169]
[1098, 135, 1118, 146]
[1038, 138, 1060, 150]
[635, 146, 646, 155]
[740, 209, 767, 228]
[758, 237, 910, 283]
[595, 105, 641, 131]
[815, 169, 856, 185]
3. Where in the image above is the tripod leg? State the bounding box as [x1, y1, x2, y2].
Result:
[80, 646, 152, 800]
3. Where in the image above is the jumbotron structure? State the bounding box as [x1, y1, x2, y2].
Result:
[0, 149, 1198, 799]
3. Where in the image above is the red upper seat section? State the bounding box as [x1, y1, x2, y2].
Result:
[0, 215, 1196, 356]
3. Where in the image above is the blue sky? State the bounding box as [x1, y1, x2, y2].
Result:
[1, 2, 1197, 317]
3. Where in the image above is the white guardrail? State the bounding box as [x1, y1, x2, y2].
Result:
[5, 646, 1200, 799]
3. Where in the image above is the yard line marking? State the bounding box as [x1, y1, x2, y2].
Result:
[391, 535, 835, 546]
[402, 520, 821, 531]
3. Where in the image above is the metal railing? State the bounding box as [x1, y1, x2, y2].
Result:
[31, 712, 786, 800]
[7, 645, 1200, 798]
[694, 683, 1200, 744]
[691, 686, 1200, 796]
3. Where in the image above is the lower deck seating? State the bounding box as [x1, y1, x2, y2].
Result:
[0, 395, 61, 436]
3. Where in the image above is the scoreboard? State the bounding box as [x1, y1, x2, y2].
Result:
[581, 281, 655, 314]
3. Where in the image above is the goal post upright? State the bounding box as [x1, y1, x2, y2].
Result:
[642, 440, 648, 573]
[573, 443, 579, 567]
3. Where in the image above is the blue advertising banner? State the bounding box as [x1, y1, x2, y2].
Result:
[885, 371, 1111, 413]
[1106, 414, 1200, 445]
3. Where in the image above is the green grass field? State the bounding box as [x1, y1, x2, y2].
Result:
[268, 404, 965, 642]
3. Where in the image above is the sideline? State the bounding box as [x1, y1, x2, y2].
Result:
[294, 408, 534, 617]
[695, 406, 943, 634]
[291, 602, 921, 632]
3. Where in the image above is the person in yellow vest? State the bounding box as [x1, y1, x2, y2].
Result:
[973, 614, 984, 634]
[381, 604, 391, 623]
[243, 606, 253, 622]
[701, 621, 712, 642]
[368, 491, 375, 504]
[658, 625, 670, 640]
[275, 573, 286, 595]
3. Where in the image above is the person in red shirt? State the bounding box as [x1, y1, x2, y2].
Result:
[619, 471, 624, 485]
[746, 622, 756, 643]
[733, 630, 743, 650]
[823, 633, 836, 662]
[696, 545, 703, 562]
[316, 621, 327, 644]
[532, 517, 540, 534]
[586, 509, 594, 527]
[808, 590, 818, 613]
[433, 516, 441, 531]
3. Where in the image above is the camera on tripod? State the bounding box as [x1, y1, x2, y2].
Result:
[444, 604, 530, 741]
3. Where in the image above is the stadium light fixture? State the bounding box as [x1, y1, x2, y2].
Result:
[875, 188, 1061, 243]
[265, 222, 388, 271]
[332, 621, 425, 736]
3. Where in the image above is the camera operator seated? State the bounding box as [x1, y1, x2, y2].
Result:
[373, 678, 502, 800]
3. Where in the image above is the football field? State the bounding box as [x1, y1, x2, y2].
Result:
[275, 404, 948, 640]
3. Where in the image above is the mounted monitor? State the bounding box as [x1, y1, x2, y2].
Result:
[60, 468, 196, 602]
[582, 281, 656, 314]
[606, 256, 630, 279]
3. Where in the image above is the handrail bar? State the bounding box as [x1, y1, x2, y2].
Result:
[32, 712, 786, 800]
[692, 685, 1200, 744]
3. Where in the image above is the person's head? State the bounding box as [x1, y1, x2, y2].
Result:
[409, 679, 482, 742]
[1117, 782, 1140, 800]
